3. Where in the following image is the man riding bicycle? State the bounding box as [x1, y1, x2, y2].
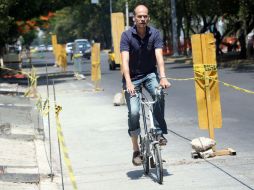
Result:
[120, 4, 171, 166]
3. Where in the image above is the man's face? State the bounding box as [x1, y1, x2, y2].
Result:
[134, 5, 149, 28]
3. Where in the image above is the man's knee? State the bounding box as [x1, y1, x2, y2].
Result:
[128, 112, 140, 122]
[128, 128, 141, 137]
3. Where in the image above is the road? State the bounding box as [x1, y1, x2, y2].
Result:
[36, 51, 254, 190]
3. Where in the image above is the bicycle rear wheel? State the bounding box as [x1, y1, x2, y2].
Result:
[141, 137, 149, 174]
[154, 144, 163, 184]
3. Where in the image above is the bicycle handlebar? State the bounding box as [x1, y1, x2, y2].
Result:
[140, 86, 162, 105]
[124, 86, 166, 106]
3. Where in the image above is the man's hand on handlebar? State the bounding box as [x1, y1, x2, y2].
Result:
[126, 82, 136, 95]
[159, 78, 171, 89]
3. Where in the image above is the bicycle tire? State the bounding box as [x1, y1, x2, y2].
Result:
[141, 137, 149, 174]
[154, 144, 163, 184]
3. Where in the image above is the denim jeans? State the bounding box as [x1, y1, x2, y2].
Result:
[123, 72, 168, 137]
[73, 57, 83, 74]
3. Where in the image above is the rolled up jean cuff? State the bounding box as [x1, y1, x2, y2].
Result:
[128, 128, 141, 137]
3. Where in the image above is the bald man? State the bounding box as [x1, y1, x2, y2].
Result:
[120, 4, 171, 166]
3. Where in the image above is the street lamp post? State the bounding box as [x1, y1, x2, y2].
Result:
[125, 1, 129, 30]
[170, 0, 179, 56]
[110, 0, 112, 14]
[110, 0, 113, 48]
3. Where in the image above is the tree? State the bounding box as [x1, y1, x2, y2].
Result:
[0, 0, 83, 51]
[49, 0, 112, 48]
[115, 0, 171, 43]
[178, 0, 254, 58]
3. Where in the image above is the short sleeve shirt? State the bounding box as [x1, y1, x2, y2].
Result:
[120, 26, 163, 79]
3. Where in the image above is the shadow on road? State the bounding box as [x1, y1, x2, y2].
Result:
[126, 168, 172, 182]
[169, 64, 193, 70]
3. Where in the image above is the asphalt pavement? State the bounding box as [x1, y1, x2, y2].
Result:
[1, 51, 254, 190]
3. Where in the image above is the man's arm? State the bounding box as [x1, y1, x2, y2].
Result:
[155, 48, 171, 89]
[121, 51, 135, 94]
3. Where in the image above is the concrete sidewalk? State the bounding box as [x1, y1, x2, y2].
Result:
[0, 85, 60, 190]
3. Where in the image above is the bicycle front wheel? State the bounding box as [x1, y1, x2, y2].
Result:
[154, 144, 163, 184]
[141, 137, 149, 174]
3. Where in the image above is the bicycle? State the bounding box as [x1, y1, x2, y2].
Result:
[137, 86, 165, 184]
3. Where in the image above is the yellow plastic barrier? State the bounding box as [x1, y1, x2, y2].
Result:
[191, 33, 222, 134]
[91, 43, 101, 81]
[51, 35, 58, 56]
[90, 43, 103, 91]
[111, 12, 125, 66]
[57, 44, 67, 71]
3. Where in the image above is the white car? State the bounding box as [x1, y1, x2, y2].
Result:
[73, 39, 91, 59]
[47, 45, 53, 51]
[66, 42, 73, 55]
[38, 44, 46, 52]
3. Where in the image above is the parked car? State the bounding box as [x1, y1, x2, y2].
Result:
[47, 45, 53, 51]
[38, 44, 46, 52]
[108, 51, 119, 70]
[66, 42, 73, 55]
[108, 47, 120, 70]
[73, 39, 91, 59]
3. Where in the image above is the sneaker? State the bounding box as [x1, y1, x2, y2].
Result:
[132, 151, 142, 166]
[158, 135, 167, 146]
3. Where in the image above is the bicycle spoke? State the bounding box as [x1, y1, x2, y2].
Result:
[154, 144, 163, 184]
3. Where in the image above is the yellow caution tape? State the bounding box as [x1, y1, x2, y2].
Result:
[219, 80, 254, 94]
[55, 104, 78, 190]
[36, 97, 50, 116]
[24, 67, 39, 97]
[165, 64, 254, 95]
[193, 64, 217, 72]
[194, 70, 254, 95]
[0, 66, 39, 97]
[167, 77, 195, 81]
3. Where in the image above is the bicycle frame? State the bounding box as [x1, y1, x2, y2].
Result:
[138, 88, 164, 184]
[139, 89, 161, 140]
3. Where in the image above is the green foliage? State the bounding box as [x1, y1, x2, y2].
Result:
[49, 0, 112, 48]
[0, 0, 82, 48]
[115, 0, 171, 43]
[21, 30, 38, 47]
[1, 0, 253, 55]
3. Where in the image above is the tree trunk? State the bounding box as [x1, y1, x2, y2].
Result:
[238, 30, 247, 59]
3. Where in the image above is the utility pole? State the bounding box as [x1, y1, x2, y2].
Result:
[110, 0, 112, 14]
[125, 1, 129, 30]
[110, 0, 113, 48]
[170, 0, 179, 56]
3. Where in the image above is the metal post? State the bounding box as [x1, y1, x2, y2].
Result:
[170, 0, 179, 56]
[110, 0, 112, 14]
[52, 79, 65, 190]
[125, 1, 129, 30]
[110, 0, 113, 47]
[45, 62, 53, 181]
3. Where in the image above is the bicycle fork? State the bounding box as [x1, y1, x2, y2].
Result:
[149, 140, 160, 168]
